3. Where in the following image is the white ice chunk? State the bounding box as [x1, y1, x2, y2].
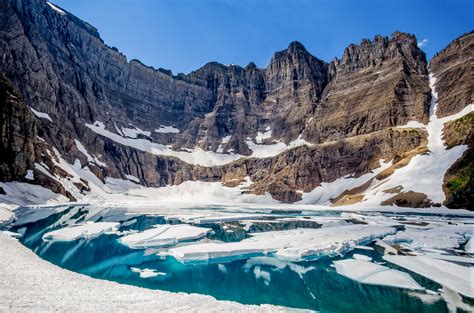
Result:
[130, 267, 166, 278]
[423, 253, 474, 265]
[119, 224, 211, 249]
[334, 259, 423, 290]
[384, 255, 474, 298]
[383, 224, 473, 250]
[352, 254, 372, 261]
[42, 222, 119, 241]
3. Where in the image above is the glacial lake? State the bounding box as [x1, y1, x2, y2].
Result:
[8, 205, 473, 312]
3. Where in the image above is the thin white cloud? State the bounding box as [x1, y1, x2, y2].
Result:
[417, 39, 429, 48]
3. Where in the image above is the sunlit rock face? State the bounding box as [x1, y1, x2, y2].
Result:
[0, 0, 471, 207]
[429, 31, 473, 118]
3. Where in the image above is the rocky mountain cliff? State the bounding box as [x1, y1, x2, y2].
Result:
[0, 0, 472, 209]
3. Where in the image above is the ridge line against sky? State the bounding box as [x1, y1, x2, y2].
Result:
[53, 0, 473, 74]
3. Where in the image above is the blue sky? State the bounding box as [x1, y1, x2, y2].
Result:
[53, 0, 473, 74]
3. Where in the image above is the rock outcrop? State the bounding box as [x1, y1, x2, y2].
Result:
[0, 74, 36, 181]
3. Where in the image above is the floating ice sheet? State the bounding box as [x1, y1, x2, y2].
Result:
[384, 255, 474, 298]
[119, 224, 211, 249]
[334, 259, 423, 290]
[43, 222, 119, 241]
[164, 225, 396, 263]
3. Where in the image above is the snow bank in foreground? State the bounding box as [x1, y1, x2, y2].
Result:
[384, 255, 473, 298]
[0, 233, 282, 311]
[119, 224, 211, 249]
[164, 225, 396, 263]
[42, 222, 119, 241]
[334, 259, 423, 290]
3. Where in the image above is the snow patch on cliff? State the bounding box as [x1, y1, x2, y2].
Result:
[30, 108, 52, 121]
[155, 125, 180, 134]
[75, 140, 107, 167]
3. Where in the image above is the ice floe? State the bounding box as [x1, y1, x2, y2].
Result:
[384, 255, 473, 298]
[42, 222, 119, 241]
[164, 225, 396, 263]
[130, 267, 166, 278]
[119, 224, 211, 249]
[352, 254, 372, 261]
[383, 224, 473, 250]
[334, 259, 423, 290]
[423, 253, 474, 265]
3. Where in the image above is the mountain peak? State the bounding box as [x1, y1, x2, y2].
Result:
[287, 41, 307, 52]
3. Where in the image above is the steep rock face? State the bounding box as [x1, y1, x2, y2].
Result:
[304, 32, 430, 143]
[430, 31, 473, 117]
[0, 74, 36, 181]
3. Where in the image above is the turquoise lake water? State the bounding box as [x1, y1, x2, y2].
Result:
[10, 206, 461, 312]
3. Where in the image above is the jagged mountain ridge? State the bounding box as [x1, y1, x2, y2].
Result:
[0, 0, 472, 207]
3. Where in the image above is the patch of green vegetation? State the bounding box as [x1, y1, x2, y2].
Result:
[454, 111, 474, 124]
[446, 175, 469, 192]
